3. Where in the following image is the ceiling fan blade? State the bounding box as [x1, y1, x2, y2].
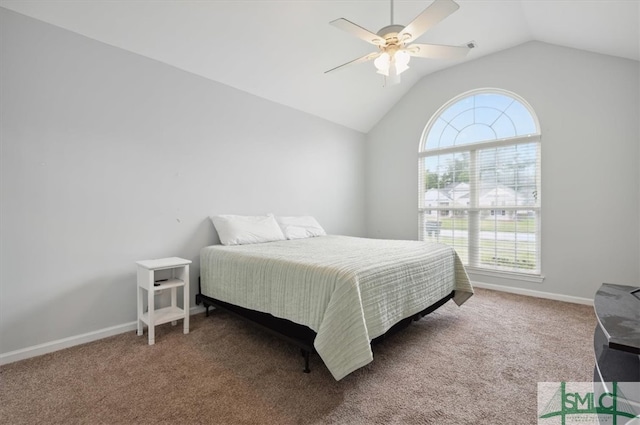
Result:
[406, 43, 471, 59]
[399, 0, 460, 43]
[325, 52, 382, 74]
[330, 18, 386, 46]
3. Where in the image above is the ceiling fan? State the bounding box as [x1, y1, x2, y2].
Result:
[325, 0, 475, 86]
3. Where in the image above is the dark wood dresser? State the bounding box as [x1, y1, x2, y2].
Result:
[592, 283, 639, 421]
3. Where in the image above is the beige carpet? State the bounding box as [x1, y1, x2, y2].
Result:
[0, 288, 595, 424]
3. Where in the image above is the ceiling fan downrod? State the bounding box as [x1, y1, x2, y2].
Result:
[390, 0, 394, 25]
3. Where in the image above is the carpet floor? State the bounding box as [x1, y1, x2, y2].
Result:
[0, 288, 595, 424]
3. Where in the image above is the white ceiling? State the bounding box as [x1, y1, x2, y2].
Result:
[2, 0, 639, 133]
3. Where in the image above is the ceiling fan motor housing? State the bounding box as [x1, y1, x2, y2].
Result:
[376, 24, 406, 45]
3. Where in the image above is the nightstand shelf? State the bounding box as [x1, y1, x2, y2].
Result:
[140, 306, 186, 327]
[152, 279, 185, 291]
[136, 257, 191, 345]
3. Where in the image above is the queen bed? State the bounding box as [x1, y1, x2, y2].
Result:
[197, 221, 473, 381]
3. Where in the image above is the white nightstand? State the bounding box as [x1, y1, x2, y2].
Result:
[136, 257, 192, 345]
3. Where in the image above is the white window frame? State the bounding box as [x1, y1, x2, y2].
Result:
[418, 88, 543, 281]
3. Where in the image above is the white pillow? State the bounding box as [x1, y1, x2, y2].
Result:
[210, 214, 286, 246]
[276, 216, 327, 240]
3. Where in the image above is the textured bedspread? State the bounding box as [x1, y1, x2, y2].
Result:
[200, 235, 473, 380]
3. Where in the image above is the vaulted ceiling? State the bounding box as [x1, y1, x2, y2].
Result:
[2, 0, 639, 133]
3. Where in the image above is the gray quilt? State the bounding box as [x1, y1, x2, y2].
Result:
[200, 235, 473, 380]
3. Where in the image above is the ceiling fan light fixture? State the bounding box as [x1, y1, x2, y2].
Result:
[326, 0, 469, 85]
[374, 50, 411, 77]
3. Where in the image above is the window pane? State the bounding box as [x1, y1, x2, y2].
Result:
[505, 101, 537, 135]
[491, 113, 517, 139]
[456, 123, 496, 145]
[421, 211, 470, 265]
[478, 211, 538, 272]
[439, 96, 474, 122]
[422, 153, 470, 209]
[439, 124, 458, 148]
[449, 109, 474, 132]
[425, 118, 448, 150]
[477, 144, 538, 209]
[474, 106, 502, 125]
[474, 93, 513, 111]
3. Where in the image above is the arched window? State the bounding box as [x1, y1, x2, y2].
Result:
[419, 89, 541, 277]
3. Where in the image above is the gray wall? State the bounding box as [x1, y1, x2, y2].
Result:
[0, 9, 366, 354]
[2, 7, 639, 357]
[366, 41, 640, 300]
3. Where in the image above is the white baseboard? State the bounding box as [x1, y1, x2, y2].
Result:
[0, 306, 206, 366]
[471, 281, 594, 306]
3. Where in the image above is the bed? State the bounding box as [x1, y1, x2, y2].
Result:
[197, 234, 473, 380]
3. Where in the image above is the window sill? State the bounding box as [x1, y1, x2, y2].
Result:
[465, 266, 545, 284]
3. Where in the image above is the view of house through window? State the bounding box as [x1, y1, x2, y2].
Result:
[419, 89, 541, 275]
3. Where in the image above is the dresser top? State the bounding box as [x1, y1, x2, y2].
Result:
[594, 283, 640, 354]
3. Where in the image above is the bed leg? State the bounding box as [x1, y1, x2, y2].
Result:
[205, 305, 210, 317]
[302, 349, 311, 373]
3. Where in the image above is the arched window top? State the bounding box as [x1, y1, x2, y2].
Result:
[421, 89, 540, 152]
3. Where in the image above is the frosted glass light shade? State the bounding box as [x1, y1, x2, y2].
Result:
[374, 50, 411, 77]
[374, 52, 391, 76]
[394, 50, 411, 74]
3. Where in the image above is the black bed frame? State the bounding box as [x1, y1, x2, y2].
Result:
[195, 277, 454, 374]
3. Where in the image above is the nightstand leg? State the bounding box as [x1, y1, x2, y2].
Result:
[183, 265, 189, 335]
[171, 287, 177, 326]
[137, 286, 143, 336]
[148, 276, 155, 345]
